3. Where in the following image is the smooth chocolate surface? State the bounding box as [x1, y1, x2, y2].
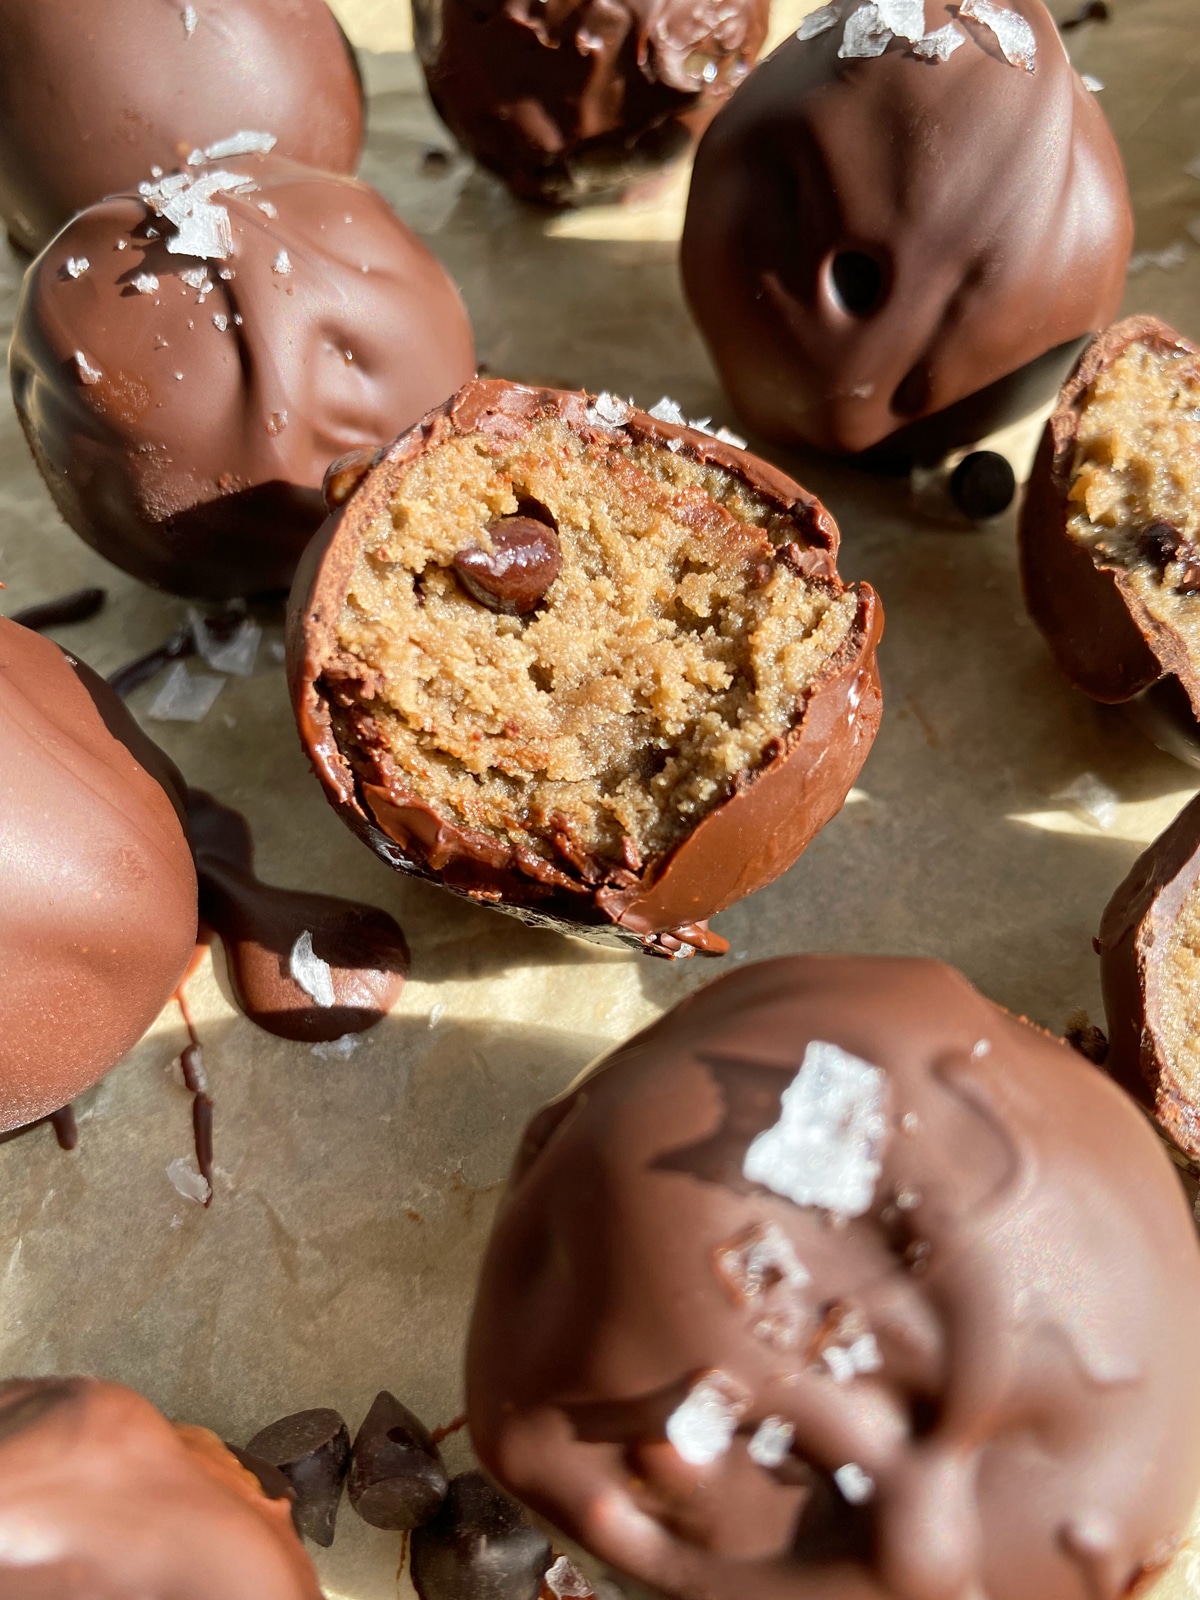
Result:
[245, 1407, 351, 1547]
[0, 1377, 322, 1597]
[0, 617, 197, 1133]
[1018, 316, 1200, 711]
[415, 0, 769, 206]
[1098, 791, 1200, 1164]
[348, 1391, 449, 1530]
[0, 0, 364, 256]
[410, 1471, 551, 1600]
[10, 152, 476, 599]
[681, 0, 1132, 461]
[288, 379, 882, 958]
[467, 955, 1200, 1600]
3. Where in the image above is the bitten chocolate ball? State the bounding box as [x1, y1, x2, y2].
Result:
[0, 0, 364, 256]
[0, 1377, 322, 1597]
[0, 617, 197, 1133]
[681, 0, 1132, 463]
[414, 0, 769, 206]
[287, 380, 882, 958]
[1018, 317, 1200, 715]
[1098, 790, 1200, 1168]
[10, 152, 476, 600]
[467, 956, 1200, 1600]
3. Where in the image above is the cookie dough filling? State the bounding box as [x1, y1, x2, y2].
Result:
[322, 417, 857, 870]
[1067, 340, 1200, 647]
[1150, 874, 1200, 1127]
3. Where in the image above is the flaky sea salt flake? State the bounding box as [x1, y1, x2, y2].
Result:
[188, 610, 261, 675]
[544, 1556, 594, 1598]
[875, 0, 925, 42]
[290, 931, 336, 1009]
[273, 249, 292, 275]
[179, 265, 209, 290]
[204, 130, 278, 160]
[666, 1373, 748, 1466]
[1054, 772, 1118, 829]
[258, 200, 279, 218]
[959, 0, 1036, 70]
[133, 272, 160, 294]
[748, 1416, 795, 1468]
[912, 20, 964, 58]
[167, 1157, 210, 1204]
[649, 396, 687, 424]
[1127, 242, 1188, 274]
[834, 1463, 875, 1503]
[839, 3, 892, 58]
[1081, 73, 1103, 90]
[64, 256, 90, 278]
[743, 1039, 888, 1218]
[74, 351, 103, 385]
[311, 1035, 361, 1062]
[714, 425, 748, 447]
[212, 312, 229, 331]
[182, 4, 198, 36]
[797, 3, 840, 39]
[585, 391, 632, 427]
[146, 661, 225, 722]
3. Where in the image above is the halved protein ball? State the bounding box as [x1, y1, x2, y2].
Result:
[1019, 317, 1200, 710]
[1099, 790, 1200, 1166]
[287, 381, 883, 956]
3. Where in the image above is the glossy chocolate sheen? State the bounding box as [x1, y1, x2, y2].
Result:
[1018, 317, 1200, 710]
[467, 955, 1200, 1600]
[10, 152, 476, 600]
[0, 1377, 322, 1597]
[681, 0, 1132, 461]
[1098, 791, 1200, 1165]
[0, 0, 364, 256]
[287, 379, 883, 958]
[415, 0, 769, 206]
[0, 617, 197, 1133]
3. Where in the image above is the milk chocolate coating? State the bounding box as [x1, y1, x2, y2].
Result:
[1018, 317, 1200, 711]
[0, 617, 197, 1133]
[0, 0, 364, 256]
[10, 152, 476, 600]
[1097, 791, 1200, 1165]
[681, 0, 1132, 462]
[0, 1377, 322, 1597]
[467, 955, 1200, 1600]
[288, 379, 882, 958]
[414, 0, 769, 206]
[348, 1391, 449, 1530]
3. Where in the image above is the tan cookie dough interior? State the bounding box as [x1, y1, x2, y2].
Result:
[1067, 342, 1200, 647]
[327, 419, 856, 866]
[1154, 877, 1200, 1122]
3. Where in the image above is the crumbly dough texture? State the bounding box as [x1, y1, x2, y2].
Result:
[1067, 341, 1200, 647]
[327, 418, 855, 867]
[1156, 878, 1200, 1122]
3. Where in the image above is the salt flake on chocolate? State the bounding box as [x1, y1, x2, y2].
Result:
[743, 1040, 888, 1218]
[133, 272, 160, 294]
[140, 169, 257, 261]
[797, 3, 840, 39]
[64, 256, 90, 278]
[959, 0, 1036, 70]
[666, 1373, 748, 1466]
[912, 20, 964, 57]
[839, 4, 892, 57]
[273, 249, 293, 275]
[290, 931, 336, 1008]
[875, 0, 925, 43]
[585, 391, 632, 426]
[182, 4, 198, 36]
[649, 396, 687, 424]
[544, 1556, 594, 1598]
[203, 131, 278, 160]
[748, 1416, 795, 1467]
[834, 1463, 875, 1503]
[73, 351, 103, 385]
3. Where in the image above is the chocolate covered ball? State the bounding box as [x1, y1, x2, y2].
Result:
[0, 0, 364, 257]
[681, 0, 1132, 463]
[10, 152, 476, 600]
[415, 0, 770, 206]
[467, 955, 1200, 1600]
[0, 618, 197, 1133]
[1018, 316, 1200, 716]
[288, 380, 882, 958]
[0, 1377, 321, 1597]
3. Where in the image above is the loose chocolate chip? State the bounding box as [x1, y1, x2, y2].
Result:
[411, 1471, 552, 1600]
[348, 1391, 448, 1531]
[948, 451, 1016, 521]
[323, 446, 379, 511]
[453, 517, 563, 615]
[245, 1407, 350, 1547]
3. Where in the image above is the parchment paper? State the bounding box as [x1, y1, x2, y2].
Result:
[1, 1, 1199, 1594]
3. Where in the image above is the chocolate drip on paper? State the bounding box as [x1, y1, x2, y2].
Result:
[173, 955, 215, 1207]
[187, 790, 409, 1042]
[0, 1103, 78, 1150]
[9, 586, 106, 630]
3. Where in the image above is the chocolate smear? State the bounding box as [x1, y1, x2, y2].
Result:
[245, 1408, 351, 1547]
[348, 1392, 448, 1531]
[9, 586, 106, 630]
[411, 1471, 551, 1600]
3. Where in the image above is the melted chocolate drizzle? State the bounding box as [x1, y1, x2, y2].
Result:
[0, 1104, 78, 1150]
[107, 625, 195, 698]
[9, 587, 107, 631]
[187, 790, 409, 1042]
[173, 976, 215, 1207]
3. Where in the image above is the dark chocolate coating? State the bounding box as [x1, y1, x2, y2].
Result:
[1097, 791, 1200, 1164]
[0, 617, 197, 1133]
[681, 0, 1132, 461]
[348, 1391, 449, 1530]
[414, 0, 769, 206]
[0, 0, 364, 256]
[1018, 316, 1200, 711]
[467, 956, 1200, 1600]
[245, 1407, 351, 1547]
[288, 379, 883, 958]
[948, 451, 1016, 522]
[10, 152, 476, 600]
[0, 1377, 322, 1597]
[410, 1471, 552, 1600]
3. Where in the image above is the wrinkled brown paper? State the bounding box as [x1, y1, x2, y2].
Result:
[1, 0, 1198, 1592]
